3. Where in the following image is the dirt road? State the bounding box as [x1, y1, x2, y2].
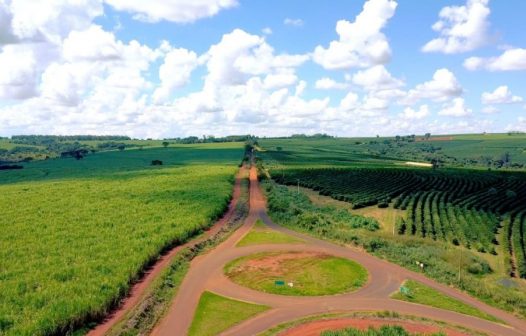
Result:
[153, 165, 526, 336]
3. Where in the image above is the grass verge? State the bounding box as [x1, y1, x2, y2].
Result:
[391, 280, 499, 323]
[224, 251, 367, 296]
[321, 325, 446, 336]
[189, 291, 268, 336]
[236, 220, 305, 247]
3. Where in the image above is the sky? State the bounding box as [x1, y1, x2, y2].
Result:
[1, 0, 526, 138]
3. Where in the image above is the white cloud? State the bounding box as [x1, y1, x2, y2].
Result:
[313, 0, 397, 70]
[104, 0, 238, 23]
[481, 86, 523, 105]
[5, 0, 103, 44]
[403, 68, 463, 104]
[153, 47, 198, 104]
[400, 105, 430, 120]
[422, 0, 490, 54]
[0, 44, 39, 99]
[62, 25, 121, 61]
[284, 18, 304, 27]
[203, 29, 308, 89]
[351, 65, 403, 91]
[438, 97, 472, 117]
[263, 71, 298, 90]
[464, 48, 526, 71]
[340, 92, 359, 110]
[315, 78, 348, 90]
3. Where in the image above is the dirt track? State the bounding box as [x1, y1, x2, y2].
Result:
[153, 165, 526, 336]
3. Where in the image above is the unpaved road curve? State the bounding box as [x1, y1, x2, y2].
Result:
[87, 167, 245, 336]
[153, 166, 526, 336]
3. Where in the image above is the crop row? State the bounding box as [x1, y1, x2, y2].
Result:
[273, 168, 525, 267]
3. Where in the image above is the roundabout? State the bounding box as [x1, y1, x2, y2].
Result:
[224, 251, 367, 296]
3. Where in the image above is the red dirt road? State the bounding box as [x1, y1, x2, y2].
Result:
[152, 165, 526, 336]
[86, 167, 245, 336]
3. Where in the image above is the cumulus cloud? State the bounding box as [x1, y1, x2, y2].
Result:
[315, 78, 348, 90]
[438, 97, 472, 117]
[403, 68, 463, 104]
[0, 44, 39, 99]
[351, 65, 403, 91]
[104, 0, 238, 23]
[313, 0, 397, 70]
[422, 0, 490, 54]
[464, 48, 526, 71]
[153, 47, 198, 104]
[400, 105, 430, 120]
[340, 92, 359, 111]
[481, 86, 523, 105]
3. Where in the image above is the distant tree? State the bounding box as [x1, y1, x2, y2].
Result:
[424, 133, 431, 140]
[117, 144, 125, 151]
[501, 152, 511, 166]
[395, 135, 401, 142]
[276, 146, 282, 151]
[162, 141, 170, 148]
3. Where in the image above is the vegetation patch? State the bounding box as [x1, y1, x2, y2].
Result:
[0, 144, 243, 336]
[224, 251, 367, 296]
[261, 178, 526, 318]
[189, 291, 268, 336]
[391, 280, 499, 323]
[236, 220, 305, 247]
[321, 325, 446, 336]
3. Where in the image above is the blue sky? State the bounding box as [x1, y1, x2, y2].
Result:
[1, 0, 525, 138]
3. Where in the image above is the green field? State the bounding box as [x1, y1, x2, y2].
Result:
[224, 251, 367, 296]
[189, 291, 268, 336]
[259, 133, 526, 170]
[0, 143, 243, 335]
[257, 138, 526, 318]
[392, 280, 498, 322]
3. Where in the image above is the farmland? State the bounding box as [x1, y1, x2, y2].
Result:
[257, 136, 526, 318]
[0, 143, 243, 335]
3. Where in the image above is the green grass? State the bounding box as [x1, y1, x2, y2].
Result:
[236, 220, 304, 247]
[391, 280, 499, 322]
[258, 134, 526, 170]
[224, 251, 367, 296]
[189, 291, 268, 336]
[0, 144, 243, 336]
[321, 325, 446, 336]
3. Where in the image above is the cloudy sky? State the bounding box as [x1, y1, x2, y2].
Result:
[1, 0, 525, 138]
